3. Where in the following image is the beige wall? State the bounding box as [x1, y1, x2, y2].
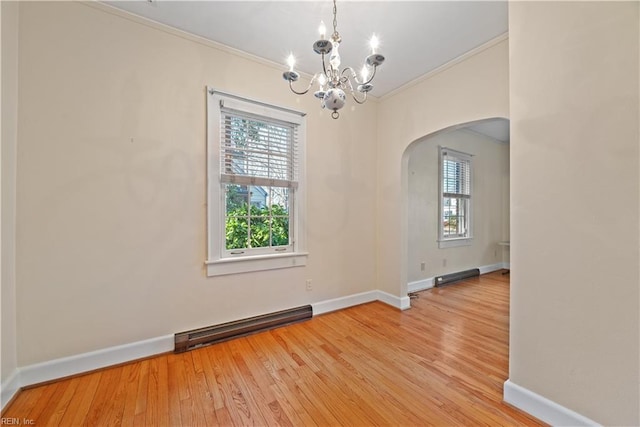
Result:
[1, 0, 19, 384]
[14, 1, 378, 365]
[376, 38, 510, 296]
[407, 128, 509, 283]
[509, 2, 639, 425]
[11, 0, 512, 371]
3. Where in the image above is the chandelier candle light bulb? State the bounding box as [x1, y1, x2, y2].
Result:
[282, 0, 385, 119]
[319, 21, 326, 39]
[360, 65, 370, 82]
[283, 53, 300, 83]
[318, 74, 327, 92]
[314, 74, 327, 100]
[287, 54, 295, 72]
[370, 34, 379, 54]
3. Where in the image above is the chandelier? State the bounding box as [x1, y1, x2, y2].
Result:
[282, 0, 385, 119]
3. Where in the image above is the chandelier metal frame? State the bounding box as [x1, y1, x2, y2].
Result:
[282, 0, 385, 119]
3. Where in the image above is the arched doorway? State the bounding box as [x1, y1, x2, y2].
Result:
[402, 118, 510, 296]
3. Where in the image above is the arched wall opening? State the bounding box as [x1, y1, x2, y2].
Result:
[400, 118, 510, 299]
[374, 36, 509, 302]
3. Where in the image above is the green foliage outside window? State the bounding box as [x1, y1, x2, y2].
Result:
[226, 204, 290, 250]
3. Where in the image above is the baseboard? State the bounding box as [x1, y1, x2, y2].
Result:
[408, 278, 434, 293]
[311, 290, 411, 316]
[503, 379, 600, 426]
[19, 334, 174, 389]
[1, 369, 20, 409]
[311, 291, 379, 316]
[408, 263, 508, 293]
[375, 290, 411, 310]
[4, 290, 410, 411]
[478, 262, 505, 274]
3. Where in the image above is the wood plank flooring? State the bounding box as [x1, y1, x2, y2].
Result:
[3, 271, 545, 426]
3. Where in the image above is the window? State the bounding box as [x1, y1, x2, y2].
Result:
[206, 89, 307, 276]
[439, 147, 472, 248]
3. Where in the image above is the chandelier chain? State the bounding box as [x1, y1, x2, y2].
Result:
[332, 0, 339, 40]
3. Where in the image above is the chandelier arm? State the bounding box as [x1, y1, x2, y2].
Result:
[350, 89, 368, 105]
[341, 66, 356, 80]
[361, 65, 378, 85]
[288, 79, 314, 96]
[342, 76, 368, 104]
[341, 65, 377, 86]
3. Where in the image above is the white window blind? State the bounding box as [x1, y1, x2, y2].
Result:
[220, 108, 298, 189]
[442, 149, 471, 200]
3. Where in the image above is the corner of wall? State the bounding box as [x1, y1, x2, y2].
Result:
[1, 0, 20, 394]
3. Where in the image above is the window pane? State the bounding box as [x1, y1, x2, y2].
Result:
[225, 184, 248, 214]
[269, 187, 289, 215]
[249, 217, 270, 248]
[270, 187, 290, 246]
[249, 185, 268, 213]
[226, 216, 248, 249]
[271, 216, 289, 246]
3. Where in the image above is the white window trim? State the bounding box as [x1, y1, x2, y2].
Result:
[205, 88, 307, 276]
[438, 237, 473, 249]
[438, 146, 473, 249]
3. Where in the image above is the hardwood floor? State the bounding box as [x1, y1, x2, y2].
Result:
[3, 271, 545, 426]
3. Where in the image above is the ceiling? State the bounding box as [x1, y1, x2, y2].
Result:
[102, 1, 509, 142]
[467, 119, 509, 143]
[102, 1, 508, 98]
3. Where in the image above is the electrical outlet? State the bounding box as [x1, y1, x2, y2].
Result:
[420, 262, 426, 271]
[306, 279, 312, 291]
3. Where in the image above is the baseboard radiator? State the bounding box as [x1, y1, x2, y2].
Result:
[174, 305, 313, 353]
[434, 268, 480, 287]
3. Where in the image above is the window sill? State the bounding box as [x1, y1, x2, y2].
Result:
[438, 238, 473, 249]
[205, 252, 308, 276]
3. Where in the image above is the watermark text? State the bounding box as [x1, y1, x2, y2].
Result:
[1, 418, 35, 425]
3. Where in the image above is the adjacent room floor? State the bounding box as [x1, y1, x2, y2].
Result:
[2, 270, 544, 426]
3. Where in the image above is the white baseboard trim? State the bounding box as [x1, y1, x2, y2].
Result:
[478, 262, 506, 274]
[503, 379, 601, 426]
[408, 278, 434, 293]
[311, 291, 379, 316]
[407, 263, 509, 294]
[1, 369, 21, 409]
[3, 289, 411, 411]
[376, 290, 411, 311]
[19, 334, 174, 389]
[311, 290, 411, 316]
